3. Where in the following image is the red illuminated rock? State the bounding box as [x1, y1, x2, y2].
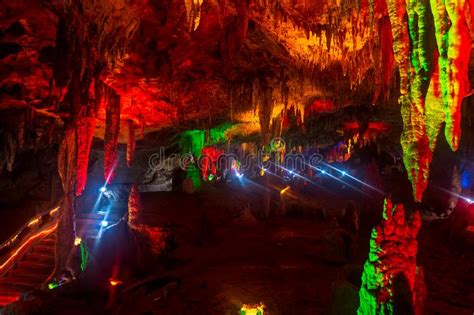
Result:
[128, 184, 167, 254]
[75, 115, 96, 196]
[358, 199, 425, 315]
[104, 88, 121, 184]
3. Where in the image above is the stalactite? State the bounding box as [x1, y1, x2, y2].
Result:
[184, 0, 204, 31]
[380, 16, 395, 101]
[425, 52, 445, 150]
[75, 114, 96, 196]
[126, 120, 135, 167]
[258, 85, 274, 145]
[400, 97, 432, 202]
[255, 0, 386, 91]
[47, 0, 142, 194]
[387, 0, 410, 94]
[221, 0, 249, 66]
[3, 132, 17, 173]
[387, 0, 472, 201]
[403, 0, 436, 202]
[387, 0, 462, 201]
[104, 87, 121, 184]
[56, 127, 77, 273]
[431, 0, 472, 151]
[128, 184, 141, 229]
[358, 199, 425, 315]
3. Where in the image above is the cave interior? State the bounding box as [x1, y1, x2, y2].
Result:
[0, 0, 473, 314]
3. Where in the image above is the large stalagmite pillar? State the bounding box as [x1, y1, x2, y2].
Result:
[56, 127, 77, 273]
[75, 114, 96, 196]
[358, 199, 425, 315]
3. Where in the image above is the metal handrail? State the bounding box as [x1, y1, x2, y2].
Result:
[0, 204, 61, 276]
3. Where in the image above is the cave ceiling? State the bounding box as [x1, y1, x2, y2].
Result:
[2, 0, 474, 201]
[1, 0, 395, 139]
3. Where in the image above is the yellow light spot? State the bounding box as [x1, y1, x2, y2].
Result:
[49, 207, 60, 215]
[109, 279, 122, 286]
[280, 186, 291, 195]
[27, 218, 40, 227]
[241, 303, 265, 315]
[74, 237, 82, 246]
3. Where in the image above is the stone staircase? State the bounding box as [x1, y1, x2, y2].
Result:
[0, 232, 56, 307]
[0, 203, 125, 307]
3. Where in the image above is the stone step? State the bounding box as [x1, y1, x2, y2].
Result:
[31, 244, 55, 254]
[22, 252, 55, 264]
[15, 260, 53, 272]
[6, 270, 50, 283]
[0, 285, 20, 296]
[0, 279, 37, 291]
[0, 230, 56, 308]
[0, 293, 21, 307]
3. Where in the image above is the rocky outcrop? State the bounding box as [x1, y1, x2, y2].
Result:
[358, 199, 425, 315]
[128, 185, 167, 255]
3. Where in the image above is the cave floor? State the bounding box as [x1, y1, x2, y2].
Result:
[3, 177, 472, 314]
[106, 184, 473, 315]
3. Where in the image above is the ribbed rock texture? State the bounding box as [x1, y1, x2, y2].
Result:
[388, 0, 472, 201]
[358, 199, 425, 315]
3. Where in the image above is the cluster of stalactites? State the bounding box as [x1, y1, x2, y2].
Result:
[387, 0, 472, 201]
[358, 198, 425, 315]
[56, 0, 143, 67]
[46, 0, 143, 195]
[255, 0, 393, 96]
[228, 70, 313, 141]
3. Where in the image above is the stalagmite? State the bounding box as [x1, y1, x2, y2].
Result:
[104, 88, 121, 184]
[358, 199, 425, 315]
